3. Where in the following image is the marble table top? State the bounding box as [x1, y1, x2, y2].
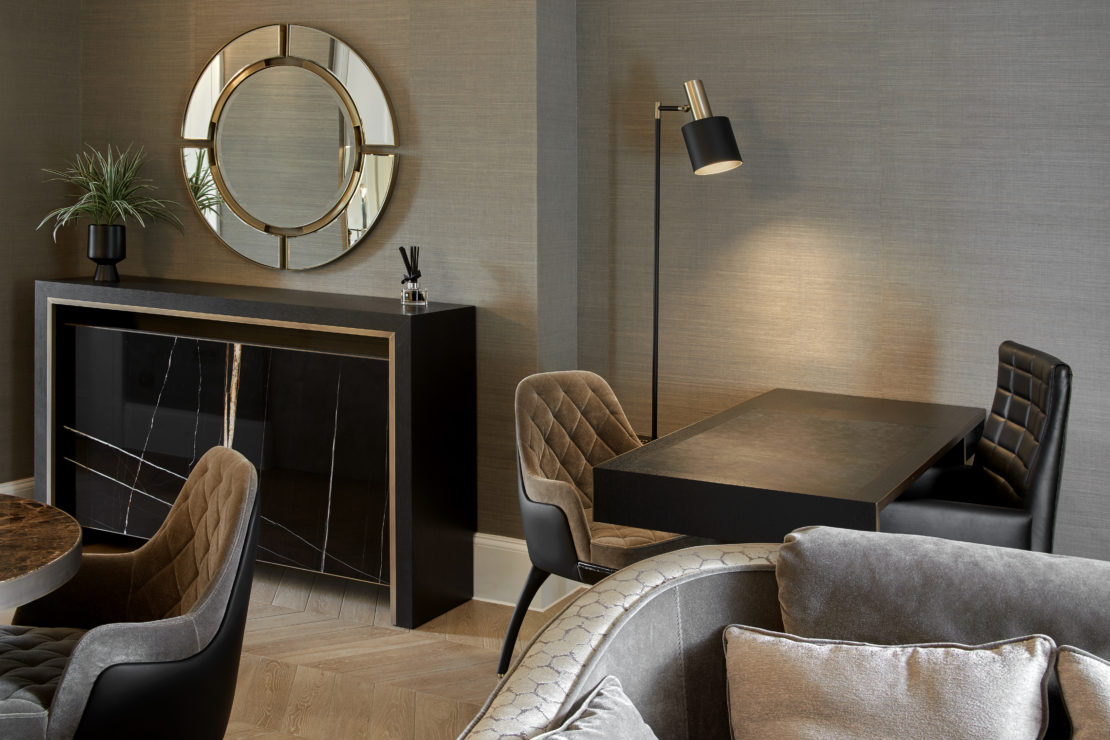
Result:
[0, 494, 82, 610]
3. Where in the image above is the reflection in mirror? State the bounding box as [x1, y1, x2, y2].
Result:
[348, 155, 396, 246]
[216, 66, 357, 228]
[183, 26, 282, 140]
[221, 217, 284, 269]
[181, 24, 397, 270]
[289, 25, 395, 146]
[288, 219, 349, 270]
[183, 149, 222, 230]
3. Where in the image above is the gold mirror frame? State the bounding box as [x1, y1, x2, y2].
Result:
[181, 24, 398, 270]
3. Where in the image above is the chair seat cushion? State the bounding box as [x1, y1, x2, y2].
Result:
[0, 625, 86, 740]
[899, 463, 1021, 508]
[587, 510, 685, 570]
[881, 497, 1032, 549]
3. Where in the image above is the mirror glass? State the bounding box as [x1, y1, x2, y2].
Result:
[216, 66, 357, 228]
[182, 25, 397, 270]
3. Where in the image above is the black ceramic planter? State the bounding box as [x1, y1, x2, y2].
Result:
[87, 225, 125, 283]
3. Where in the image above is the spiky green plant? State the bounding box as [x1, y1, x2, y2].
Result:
[37, 144, 183, 241]
[186, 149, 223, 216]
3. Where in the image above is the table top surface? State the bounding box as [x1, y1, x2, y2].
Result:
[0, 494, 82, 610]
[597, 388, 985, 508]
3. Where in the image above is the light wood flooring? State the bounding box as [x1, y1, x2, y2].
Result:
[0, 555, 561, 739]
[225, 563, 573, 739]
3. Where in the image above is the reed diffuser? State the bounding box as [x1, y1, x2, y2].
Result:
[399, 245, 427, 306]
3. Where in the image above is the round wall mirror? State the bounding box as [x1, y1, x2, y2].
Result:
[182, 25, 397, 270]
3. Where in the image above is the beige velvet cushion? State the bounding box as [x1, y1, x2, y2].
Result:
[534, 675, 658, 740]
[1057, 646, 1110, 739]
[723, 625, 1053, 740]
[126, 446, 255, 620]
[515, 371, 682, 564]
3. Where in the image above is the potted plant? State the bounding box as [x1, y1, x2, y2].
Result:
[37, 144, 183, 282]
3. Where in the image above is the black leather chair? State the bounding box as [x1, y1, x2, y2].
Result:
[881, 341, 1071, 552]
[0, 446, 259, 740]
[497, 371, 695, 675]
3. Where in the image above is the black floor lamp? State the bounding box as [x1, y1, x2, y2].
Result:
[651, 79, 742, 439]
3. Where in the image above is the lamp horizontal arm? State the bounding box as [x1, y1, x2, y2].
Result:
[655, 103, 691, 118]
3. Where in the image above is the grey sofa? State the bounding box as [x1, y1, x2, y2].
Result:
[463, 526, 1110, 739]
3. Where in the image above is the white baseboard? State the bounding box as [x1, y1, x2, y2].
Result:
[473, 532, 583, 610]
[0, 478, 34, 499]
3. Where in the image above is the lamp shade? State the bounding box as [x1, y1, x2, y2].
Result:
[681, 116, 742, 175]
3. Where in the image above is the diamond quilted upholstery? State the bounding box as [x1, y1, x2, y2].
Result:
[587, 510, 688, 570]
[464, 543, 780, 739]
[516, 371, 640, 510]
[126, 446, 255, 621]
[515, 371, 683, 566]
[0, 626, 84, 740]
[976, 341, 1070, 504]
[0, 447, 257, 740]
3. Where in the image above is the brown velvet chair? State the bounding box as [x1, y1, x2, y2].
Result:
[498, 370, 694, 675]
[0, 446, 259, 740]
[881, 340, 1072, 552]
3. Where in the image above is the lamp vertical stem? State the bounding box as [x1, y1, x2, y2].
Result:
[652, 110, 662, 441]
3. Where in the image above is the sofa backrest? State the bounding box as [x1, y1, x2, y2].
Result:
[777, 526, 1110, 657]
[777, 526, 1110, 738]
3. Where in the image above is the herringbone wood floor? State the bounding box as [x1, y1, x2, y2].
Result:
[224, 563, 570, 739]
[0, 555, 558, 739]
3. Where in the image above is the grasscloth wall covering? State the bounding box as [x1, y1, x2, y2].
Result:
[3, 4, 85, 483]
[7, 2, 1109, 557]
[537, 1, 579, 372]
[577, 1, 1110, 558]
[67, 0, 567, 539]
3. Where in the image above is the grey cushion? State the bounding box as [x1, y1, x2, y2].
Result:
[534, 675, 658, 740]
[1057, 646, 1110, 739]
[0, 626, 85, 740]
[723, 625, 1053, 740]
[777, 526, 1110, 658]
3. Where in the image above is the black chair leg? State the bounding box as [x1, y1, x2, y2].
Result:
[497, 565, 549, 675]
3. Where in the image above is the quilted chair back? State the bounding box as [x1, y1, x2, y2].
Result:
[126, 446, 257, 622]
[974, 341, 1071, 550]
[515, 371, 641, 513]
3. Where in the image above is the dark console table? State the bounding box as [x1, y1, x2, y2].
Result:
[34, 278, 476, 628]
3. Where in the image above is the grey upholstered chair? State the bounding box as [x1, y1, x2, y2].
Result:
[882, 340, 1072, 552]
[0, 445, 259, 740]
[498, 370, 693, 675]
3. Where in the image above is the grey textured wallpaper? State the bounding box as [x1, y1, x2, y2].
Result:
[2, 3, 85, 481]
[537, 0, 579, 372]
[7, 1, 1108, 555]
[577, 1, 1110, 558]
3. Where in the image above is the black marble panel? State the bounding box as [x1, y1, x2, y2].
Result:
[64, 326, 389, 584]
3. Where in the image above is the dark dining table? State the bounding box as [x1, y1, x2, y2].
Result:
[0, 494, 82, 610]
[593, 388, 985, 542]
